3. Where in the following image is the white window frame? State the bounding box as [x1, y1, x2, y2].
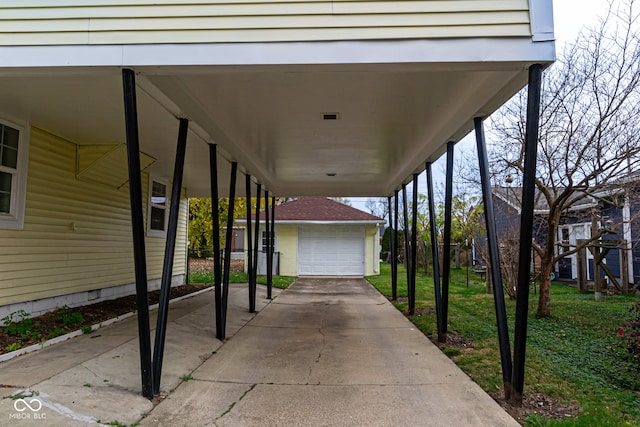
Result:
[260, 225, 277, 253]
[557, 222, 594, 279]
[0, 117, 29, 230]
[147, 176, 169, 238]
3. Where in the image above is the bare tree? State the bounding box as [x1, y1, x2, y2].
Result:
[365, 197, 389, 220]
[489, 0, 640, 317]
[329, 197, 352, 206]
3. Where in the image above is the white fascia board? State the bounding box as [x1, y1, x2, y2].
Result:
[529, 0, 555, 42]
[592, 187, 625, 198]
[566, 202, 598, 212]
[236, 219, 384, 225]
[493, 190, 527, 215]
[0, 38, 555, 70]
[277, 220, 385, 225]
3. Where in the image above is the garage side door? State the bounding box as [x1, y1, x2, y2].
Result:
[298, 226, 365, 276]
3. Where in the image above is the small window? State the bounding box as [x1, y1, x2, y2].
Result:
[147, 177, 168, 237]
[0, 119, 29, 230]
[262, 230, 275, 253]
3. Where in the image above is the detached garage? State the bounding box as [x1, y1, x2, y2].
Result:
[244, 198, 385, 277]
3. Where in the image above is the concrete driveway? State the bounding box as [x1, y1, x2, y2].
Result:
[141, 278, 518, 426]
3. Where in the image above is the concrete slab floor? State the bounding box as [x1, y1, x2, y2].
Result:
[0, 283, 276, 426]
[142, 278, 519, 427]
[0, 279, 517, 426]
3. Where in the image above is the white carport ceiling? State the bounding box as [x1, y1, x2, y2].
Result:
[0, 62, 533, 197]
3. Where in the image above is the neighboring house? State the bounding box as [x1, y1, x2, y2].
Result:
[489, 185, 640, 287]
[240, 198, 385, 277]
[229, 227, 245, 260]
[0, 125, 188, 320]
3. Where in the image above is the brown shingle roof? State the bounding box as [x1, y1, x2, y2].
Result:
[246, 198, 384, 222]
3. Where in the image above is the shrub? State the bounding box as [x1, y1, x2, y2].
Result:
[2, 310, 40, 341]
[5, 343, 22, 352]
[54, 306, 85, 327]
[620, 301, 640, 360]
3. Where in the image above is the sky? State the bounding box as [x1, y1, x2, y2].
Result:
[349, 0, 611, 214]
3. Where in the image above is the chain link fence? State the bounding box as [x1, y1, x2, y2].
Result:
[187, 248, 280, 283]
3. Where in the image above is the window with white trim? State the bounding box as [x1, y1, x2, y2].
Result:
[0, 119, 29, 230]
[147, 177, 168, 237]
[261, 230, 275, 253]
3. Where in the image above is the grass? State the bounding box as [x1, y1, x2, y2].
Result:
[367, 263, 640, 426]
[188, 272, 296, 289]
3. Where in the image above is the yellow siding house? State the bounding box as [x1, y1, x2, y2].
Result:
[243, 198, 385, 277]
[0, 124, 188, 319]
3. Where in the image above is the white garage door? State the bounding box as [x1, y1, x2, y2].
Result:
[298, 226, 365, 276]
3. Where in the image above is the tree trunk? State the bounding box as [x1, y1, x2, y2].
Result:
[577, 240, 588, 294]
[592, 214, 603, 302]
[537, 261, 553, 318]
[537, 211, 561, 318]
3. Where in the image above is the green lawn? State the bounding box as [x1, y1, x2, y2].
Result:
[367, 263, 640, 426]
[188, 272, 296, 289]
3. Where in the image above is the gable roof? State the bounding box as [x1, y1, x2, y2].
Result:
[492, 186, 550, 213]
[244, 198, 384, 223]
[492, 186, 597, 214]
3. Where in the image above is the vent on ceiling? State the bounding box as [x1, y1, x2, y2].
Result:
[322, 113, 340, 120]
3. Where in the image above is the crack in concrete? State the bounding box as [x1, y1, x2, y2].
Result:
[315, 327, 327, 365]
[80, 364, 103, 381]
[307, 305, 327, 382]
[215, 383, 256, 421]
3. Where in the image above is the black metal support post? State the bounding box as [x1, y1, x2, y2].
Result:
[388, 196, 392, 266]
[209, 145, 223, 340]
[512, 64, 543, 405]
[402, 184, 411, 297]
[475, 116, 513, 400]
[152, 118, 188, 395]
[268, 196, 275, 294]
[440, 141, 455, 342]
[246, 174, 254, 312]
[122, 69, 154, 400]
[220, 162, 238, 339]
[264, 190, 271, 299]
[387, 196, 396, 300]
[410, 174, 418, 315]
[392, 191, 399, 300]
[426, 162, 443, 339]
[251, 183, 261, 311]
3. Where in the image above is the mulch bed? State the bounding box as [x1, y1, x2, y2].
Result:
[0, 283, 213, 355]
[490, 391, 582, 424]
[1, 258, 247, 356]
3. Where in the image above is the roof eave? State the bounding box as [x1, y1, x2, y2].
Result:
[236, 219, 384, 225]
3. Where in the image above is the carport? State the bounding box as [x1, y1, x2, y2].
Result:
[0, 0, 555, 407]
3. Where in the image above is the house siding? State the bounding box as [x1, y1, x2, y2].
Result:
[631, 194, 640, 285]
[0, 1, 532, 45]
[276, 224, 298, 277]
[599, 197, 640, 286]
[602, 203, 623, 280]
[0, 127, 187, 307]
[365, 224, 379, 276]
